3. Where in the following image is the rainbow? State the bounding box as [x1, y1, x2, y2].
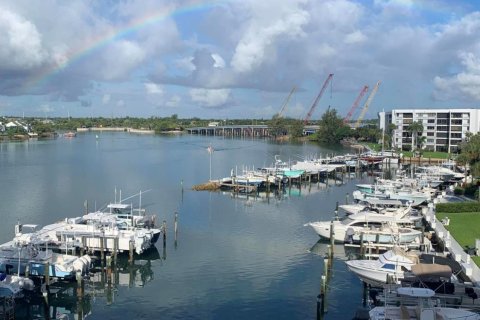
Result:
[25, 0, 225, 91]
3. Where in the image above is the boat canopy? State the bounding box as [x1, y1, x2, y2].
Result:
[410, 264, 452, 279]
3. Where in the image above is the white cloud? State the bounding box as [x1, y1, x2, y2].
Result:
[166, 95, 181, 107]
[212, 53, 226, 68]
[100, 40, 146, 80]
[344, 30, 367, 44]
[145, 83, 164, 95]
[190, 88, 230, 107]
[0, 8, 46, 70]
[175, 57, 196, 72]
[231, 0, 310, 73]
[116, 100, 125, 107]
[433, 51, 480, 101]
[38, 104, 53, 113]
[102, 94, 111, 104]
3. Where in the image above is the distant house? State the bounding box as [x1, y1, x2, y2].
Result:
[5, 120, 30, 132]
[208, 122, 220, 127]
[0, 121, 5, 132]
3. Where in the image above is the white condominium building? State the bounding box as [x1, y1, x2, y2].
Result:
[379, 108, 480, 153]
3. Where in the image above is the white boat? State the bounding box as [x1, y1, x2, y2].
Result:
[345, 247, 420, 286]
[339, 198, 405, 215]
[0, 274, 34, 298]
[369, 287, 480, 319]
[14, 190, 162, 255]
[0, 242, 91, 279]
[304, 212, 422, 244]
[35, 212, 160, 255]
[353, 189, 431, 207]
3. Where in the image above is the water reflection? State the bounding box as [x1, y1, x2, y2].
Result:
[14, 247, 161, 319]
[308, 239, 358, 261]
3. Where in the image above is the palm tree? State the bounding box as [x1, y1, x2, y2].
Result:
[406, 121, 424, 152]
[387, 123, 397, 149]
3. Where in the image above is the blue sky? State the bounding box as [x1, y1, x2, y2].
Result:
[0, 0, 479, 119]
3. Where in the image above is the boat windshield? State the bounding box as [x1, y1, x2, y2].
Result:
[381, 264, 396, 270]
[341, 218, 354, 225]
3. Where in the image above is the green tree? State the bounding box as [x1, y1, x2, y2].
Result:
[406, 121, 424, 151]
[268, 114, 288, 137]
[288, 119, 304, 139]
[314, 108, 351, 144]
[457, 132, 480, 177]
[354, 125, 381, 143]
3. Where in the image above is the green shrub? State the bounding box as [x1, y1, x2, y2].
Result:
[464, 184, 480, 197]
[436, 202, 480, 213]
[454, 187, 464, 195]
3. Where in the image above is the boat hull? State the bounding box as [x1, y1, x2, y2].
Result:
[345, 260, 404, 286]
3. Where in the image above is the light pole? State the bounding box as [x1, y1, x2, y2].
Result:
[208, 145, 214, 181]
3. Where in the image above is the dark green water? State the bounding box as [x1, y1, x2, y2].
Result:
[0, 133, 373, 319]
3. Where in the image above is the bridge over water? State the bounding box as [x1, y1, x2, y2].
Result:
[186, 125, 319, 137]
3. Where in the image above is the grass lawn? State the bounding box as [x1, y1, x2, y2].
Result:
[402, 151, 451, 159]
[361, 144, 451, 159]
[473, 256, 480, 266]
[436, 212, 480, 266]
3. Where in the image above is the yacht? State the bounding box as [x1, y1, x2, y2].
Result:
[304, 212, 422, 244]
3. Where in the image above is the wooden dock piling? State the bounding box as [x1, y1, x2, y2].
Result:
[100, 236, 105, 261]
[128, 240, 134, 263]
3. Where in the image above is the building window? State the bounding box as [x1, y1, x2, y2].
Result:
[427, 126, 435, 130]
[451, 113, 462, 118]
[451, 139, 462, 145]
[451, 119, 462, 125]
[427, 139, 434, 143]
[437, 126, 448, 131]
[427, 132, 435, 136]
[437, 119, 448, 125]
[451, 126, 462, 132]
[451, 132, 462, 138]
[428, 113, 436, 117]
[437, 113, 449, 119]
[437, 132, 448, 138]
[428, 119, 435, 124]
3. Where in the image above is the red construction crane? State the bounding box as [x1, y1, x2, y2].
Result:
[343, 85, 369, 124]
[304, 73, 334, 125]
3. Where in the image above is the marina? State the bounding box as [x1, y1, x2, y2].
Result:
[0, 132, 479, 319]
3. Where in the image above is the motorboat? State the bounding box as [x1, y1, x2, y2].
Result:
[304, 212, 422, 244]
[63, 131, 77, 138]
[34, 212, 161, 255]
[339, 198, 406, 215]
[345, 247, 420, 286]
[0, 273, 34, 298]
[0, 238, 91, 280]
[352, 189, 431, 207]
[369, 287, 480, 319]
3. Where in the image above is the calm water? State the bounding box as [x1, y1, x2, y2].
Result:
[0, 133, 374, 319]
